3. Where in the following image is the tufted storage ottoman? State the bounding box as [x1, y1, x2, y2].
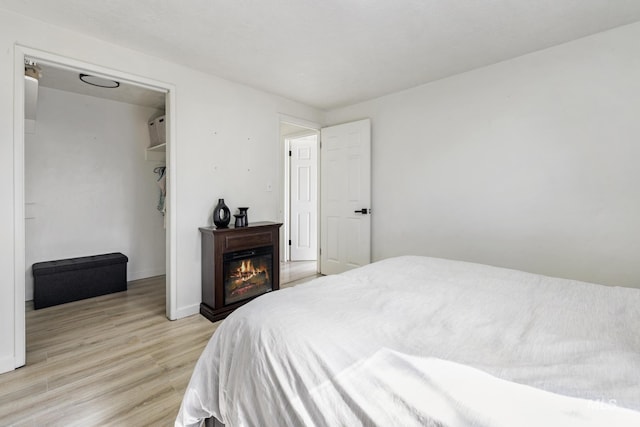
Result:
[32, 253, 128, 309]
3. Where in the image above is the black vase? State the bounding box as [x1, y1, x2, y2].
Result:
[233, 214, 245, 228]
[212, 198, 231, 229]
[238, 207, 249, 226]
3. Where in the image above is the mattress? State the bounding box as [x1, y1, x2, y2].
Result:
[177, 256, 640, 426]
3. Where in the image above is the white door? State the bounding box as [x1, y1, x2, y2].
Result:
[290, 135, 318, 261]
[320, 119, 371, 275]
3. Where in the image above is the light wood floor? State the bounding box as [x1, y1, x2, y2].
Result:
[280, 260, 317, 285]
[0, 262, 319, 427]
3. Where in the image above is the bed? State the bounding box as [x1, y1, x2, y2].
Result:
[176, 256, 640, 427]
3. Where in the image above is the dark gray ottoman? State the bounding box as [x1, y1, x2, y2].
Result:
[32, 253, 128, 309]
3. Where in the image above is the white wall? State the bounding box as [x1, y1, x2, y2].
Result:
[326, 21, 640, 289]
[0, 9, 322, 373]
[24, 87, 166, 301]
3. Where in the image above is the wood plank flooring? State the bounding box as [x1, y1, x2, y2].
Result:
[279, 260, 317, 285]
[0, 262, 319, 427]
[0, 277, 218, 427]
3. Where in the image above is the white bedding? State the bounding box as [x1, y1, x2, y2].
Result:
[177, 256, 640, 427]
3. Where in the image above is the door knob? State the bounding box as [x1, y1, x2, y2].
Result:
[354, 208, 369, 214]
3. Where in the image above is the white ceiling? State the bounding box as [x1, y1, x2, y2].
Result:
[4, 0, 640, 110]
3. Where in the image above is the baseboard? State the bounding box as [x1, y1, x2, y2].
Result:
[128, 268, 166, 282]
[0, 355, 17, 374]
[173, 303, 200, 320]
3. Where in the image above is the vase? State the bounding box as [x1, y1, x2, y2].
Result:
[238, 207, 249, 226]
[234, 214, 245, 228]
[212, 198, 231, 228]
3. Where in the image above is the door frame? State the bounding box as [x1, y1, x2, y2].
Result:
[12, 45, 177, 369]
[278, 115, 320, 263]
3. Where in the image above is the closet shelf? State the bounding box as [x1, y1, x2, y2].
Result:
[145, 143, 166, 162]
[147, 143, 166, 152]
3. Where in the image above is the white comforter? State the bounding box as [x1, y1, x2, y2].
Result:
[177, 256, 640, 427]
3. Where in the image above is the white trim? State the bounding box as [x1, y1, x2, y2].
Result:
[0, 356, 15, 374]
[283, 137, 291, 261]
[128, 269, 168, 282]
[279, 114, 321, 132]
[165, 88, 178, 320]
[173, 303, 200, 320]
[12, 45, 178, 373]
[13, 46, 26, 369]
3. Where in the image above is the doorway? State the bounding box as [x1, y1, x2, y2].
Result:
[24, 60, 168, 302]
[280, 119, 319, 282]
[13, 46, 177, 369]
[278, 118, 372, 279]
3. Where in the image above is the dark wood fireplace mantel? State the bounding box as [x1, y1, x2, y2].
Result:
[199, 221, 282, 322]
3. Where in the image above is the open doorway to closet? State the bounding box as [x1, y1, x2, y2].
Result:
[23, 60, 168, 313]
[280, 121, 319, 284]
[13, 46, 177, 369]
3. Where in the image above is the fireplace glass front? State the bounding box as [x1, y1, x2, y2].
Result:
[223, 246, 273, 305]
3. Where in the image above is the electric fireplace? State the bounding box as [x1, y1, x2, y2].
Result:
[223, 246, 273, 305]
[199, 222, 282, 322]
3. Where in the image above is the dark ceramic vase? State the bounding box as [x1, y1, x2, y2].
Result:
[238, 207, 249, 226]
[212, 199, 231, 228]
[234, 214, 245, 228]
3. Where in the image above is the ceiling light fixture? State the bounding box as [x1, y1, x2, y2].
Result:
[79, 73, 120, 88]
